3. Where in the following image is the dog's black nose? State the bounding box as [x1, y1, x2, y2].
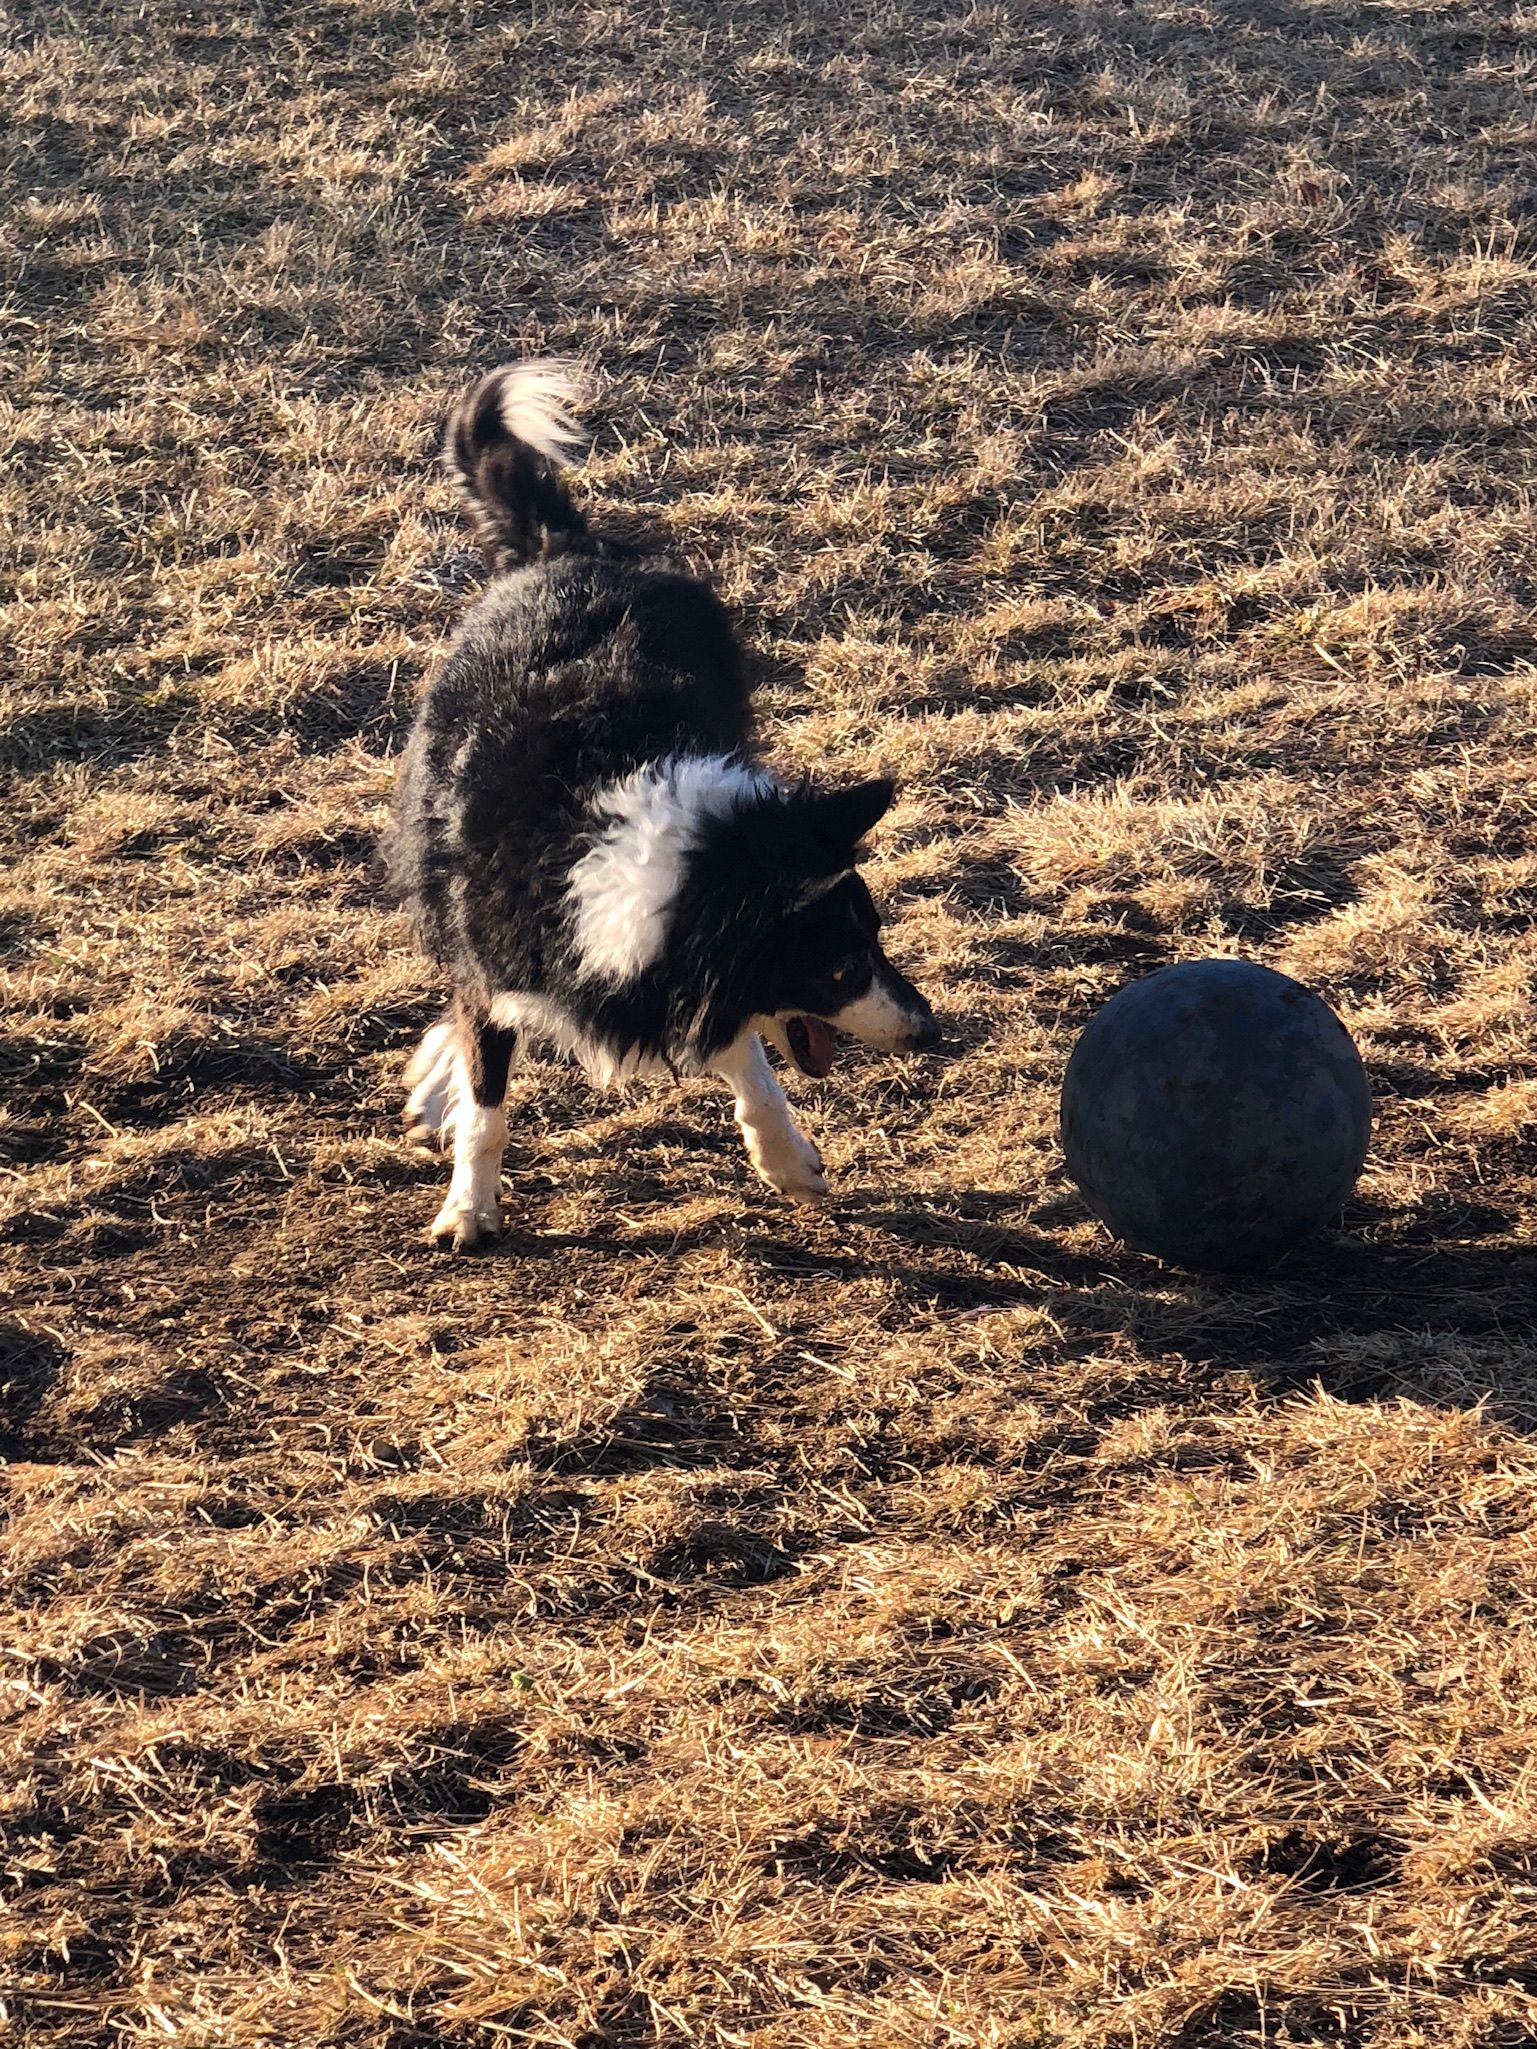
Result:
[907, 1012, 944, 1054]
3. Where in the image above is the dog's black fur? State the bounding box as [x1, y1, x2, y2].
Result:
[383, 361, 938, 1245]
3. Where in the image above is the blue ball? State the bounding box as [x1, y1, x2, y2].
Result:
[1059, 959, 1371, 1272]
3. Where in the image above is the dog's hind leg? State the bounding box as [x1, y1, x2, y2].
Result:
[406, 1003, 519, 1251]
[713, 1033, 827, 1205]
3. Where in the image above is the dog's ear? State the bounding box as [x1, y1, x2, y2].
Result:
[805, 776, 896, 853]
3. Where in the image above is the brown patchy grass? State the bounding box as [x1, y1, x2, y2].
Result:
[5, 1, 1537, 2043]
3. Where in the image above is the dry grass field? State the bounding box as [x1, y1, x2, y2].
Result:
[6, 0, 1537, 2042]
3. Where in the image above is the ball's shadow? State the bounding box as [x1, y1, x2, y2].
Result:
[737, 1184, 1537, 1427]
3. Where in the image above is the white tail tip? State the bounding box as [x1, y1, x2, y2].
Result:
[493, 357, 588, 466]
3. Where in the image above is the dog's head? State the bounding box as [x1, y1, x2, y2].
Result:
[691, 776, 941, 1075]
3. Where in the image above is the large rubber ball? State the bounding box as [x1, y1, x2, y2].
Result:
[1059, 959, 1371, 1272]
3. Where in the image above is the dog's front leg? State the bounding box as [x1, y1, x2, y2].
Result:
[714, 1033, 827, 1205]
[408, 1004, 518, 1251]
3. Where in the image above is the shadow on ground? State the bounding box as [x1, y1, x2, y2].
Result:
[799, 1187, 1537, 1423]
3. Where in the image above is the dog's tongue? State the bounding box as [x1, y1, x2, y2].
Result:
[786, 1015, 836, 1078]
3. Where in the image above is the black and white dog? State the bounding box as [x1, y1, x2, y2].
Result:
[385, 361, 940, 1249]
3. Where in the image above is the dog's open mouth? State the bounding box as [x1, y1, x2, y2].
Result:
[785, 1015, 836, 1078]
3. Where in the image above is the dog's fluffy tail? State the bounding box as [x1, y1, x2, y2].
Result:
[444, 359, 590, 574]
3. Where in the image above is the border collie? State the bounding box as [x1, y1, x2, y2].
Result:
[384, 360, 940, 1249]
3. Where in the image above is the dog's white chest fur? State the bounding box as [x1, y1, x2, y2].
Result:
[566, 755, 772, 984]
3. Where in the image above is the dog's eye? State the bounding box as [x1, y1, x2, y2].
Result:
[829, 965, 857, 989]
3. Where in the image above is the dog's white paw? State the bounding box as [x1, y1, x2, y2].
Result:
[429, 1145, 506, 1251]
[749, 1128, 828, 1206]
[429, 1191, 503, 1252]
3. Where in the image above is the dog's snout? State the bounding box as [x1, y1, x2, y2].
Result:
[902, 1006, 944, 1054]
[829, 964, 944, 1057]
